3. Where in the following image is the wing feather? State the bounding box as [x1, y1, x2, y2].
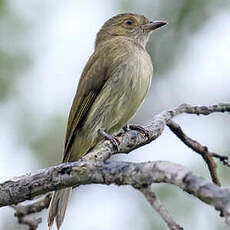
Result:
[62, 52, 110, 162]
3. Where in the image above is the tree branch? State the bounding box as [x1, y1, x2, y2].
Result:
[167, 120, 221, 185]
[11, 193, 51, 229]
[1, 103, 229, 229]
[11, 193, 51, 216]
[13, 215, 41, 230]
[83, 103, 230, 162]
[138, 186, 183, 230]
[1, 160, 230, 225]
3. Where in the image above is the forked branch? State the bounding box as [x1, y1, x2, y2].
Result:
[1, 103, 229, 230]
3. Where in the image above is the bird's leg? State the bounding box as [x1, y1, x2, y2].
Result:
[122, 124, 129, 132]
[98, 129, 120, 151]
[127, 124, 150, 139]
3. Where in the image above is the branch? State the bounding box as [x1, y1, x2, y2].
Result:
[13, 215, 41, 230]
[138, 186, 183, 230]
[1, 160, 230, 225]
[11, 193, 51, 230]
[167, 120, 221, 185]
[83, 103, 230, 161]
[1, 103, 229, 229]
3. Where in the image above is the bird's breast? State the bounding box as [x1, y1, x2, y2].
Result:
[104, 49, 153, 130]
[80, 46, 153, 141]
[124, 48, 153, 105]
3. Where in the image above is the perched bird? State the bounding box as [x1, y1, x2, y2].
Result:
[48, 13, 166, 229]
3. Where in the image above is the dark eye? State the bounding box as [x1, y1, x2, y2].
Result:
[125, 19, 133, 26]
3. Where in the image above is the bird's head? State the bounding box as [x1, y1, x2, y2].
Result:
[95, 13, 167, 48]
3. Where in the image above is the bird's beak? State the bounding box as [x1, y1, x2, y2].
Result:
[142, 21, 167, 31]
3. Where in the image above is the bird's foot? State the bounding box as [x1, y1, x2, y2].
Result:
[127, 124, 150, 139]
[122, 125, 129, 132]
[99, 129, 120, 151]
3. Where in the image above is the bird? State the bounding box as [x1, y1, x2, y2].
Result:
[48, 13, 166, 229]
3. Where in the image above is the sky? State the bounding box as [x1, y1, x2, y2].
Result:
[0, 1, 230, 230]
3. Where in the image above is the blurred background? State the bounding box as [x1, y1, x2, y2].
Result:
[0, 0, 230, 229]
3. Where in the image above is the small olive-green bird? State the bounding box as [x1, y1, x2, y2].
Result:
[48, 13, 166, 229]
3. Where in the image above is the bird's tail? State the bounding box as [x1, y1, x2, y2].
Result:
[48, 187, 72, 230]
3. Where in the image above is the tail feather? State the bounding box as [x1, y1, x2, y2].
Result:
[48, 188, 72, 230]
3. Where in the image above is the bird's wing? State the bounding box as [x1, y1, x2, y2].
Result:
[63, 50, 111, 162]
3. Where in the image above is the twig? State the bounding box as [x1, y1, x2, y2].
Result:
[167, 120, 224, 186]
[11, 206, 41, 230]
[209, 153, 230, 167]
[181, 103, 230, 115]
[11, 193, 51, 230]
[18, 216, 41, 230]
[138, 186, 183, 230]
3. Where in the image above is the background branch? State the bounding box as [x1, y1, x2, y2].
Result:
[167, 120, 221, 185]
[11, 193, 51, 230]
[13, 215, 41, 230]
[138, 186, 183, 230]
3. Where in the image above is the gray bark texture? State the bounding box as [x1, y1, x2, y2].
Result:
[1, 103, 230, 229]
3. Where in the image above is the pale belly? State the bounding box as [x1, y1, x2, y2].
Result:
[69, 52, 153, 160]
